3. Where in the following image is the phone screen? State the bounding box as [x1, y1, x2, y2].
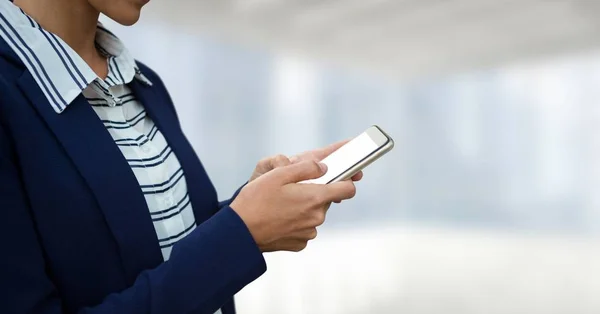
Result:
[302, 132, 382, 184]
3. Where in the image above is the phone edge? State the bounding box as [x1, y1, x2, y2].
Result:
[328, 125, 395, 184]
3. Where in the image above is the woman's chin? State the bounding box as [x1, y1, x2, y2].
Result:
[108, 11, 141, 26]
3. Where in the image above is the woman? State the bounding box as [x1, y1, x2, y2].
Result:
[0, 0, 361, 313]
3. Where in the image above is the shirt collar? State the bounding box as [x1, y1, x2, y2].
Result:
[0, 0, 152, 114]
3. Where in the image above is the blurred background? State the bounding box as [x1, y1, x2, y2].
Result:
[102, 1, 600, 313]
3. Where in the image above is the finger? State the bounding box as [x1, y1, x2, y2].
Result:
[277, 239, 309, 252]
[288, 155, 299, 164]
[351, 171, 363, 181]
[304, 228, 318, 241]
[311, 205, 328, 227]
[323, 181, 356, 203]
[263, 238, 307, 252]
[289, 228, 319, 241]
[289, 152, 314, 164]
[273, 160, 327, 184]
[269, 154, 291, 169]
[291, 241, 309, 252]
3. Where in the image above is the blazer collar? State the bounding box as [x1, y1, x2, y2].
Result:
[16, 59, 220, 283]
[17, 69, 163, 283]
[0, 1, 151, 114]
[0, 27, 22, 69]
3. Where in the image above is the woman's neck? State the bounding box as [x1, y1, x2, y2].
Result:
[14, 0, 108, 78]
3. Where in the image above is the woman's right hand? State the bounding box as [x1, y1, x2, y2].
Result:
[230, 161, 357, 252]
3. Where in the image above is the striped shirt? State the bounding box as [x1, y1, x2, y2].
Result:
[0, 1, 197, 262]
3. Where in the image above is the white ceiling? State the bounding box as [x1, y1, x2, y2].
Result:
[141, 0, 600, 79]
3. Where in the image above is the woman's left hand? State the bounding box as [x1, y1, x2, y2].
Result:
[249, 140, 363, 183]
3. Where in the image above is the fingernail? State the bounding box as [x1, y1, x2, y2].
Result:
[289, 156, 298, 163]
[318, 162, 327, 172]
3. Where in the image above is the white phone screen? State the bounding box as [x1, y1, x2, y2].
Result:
[302, 132, 380, 184]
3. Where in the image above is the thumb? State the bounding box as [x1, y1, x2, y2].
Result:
[275, 160, 327, 184]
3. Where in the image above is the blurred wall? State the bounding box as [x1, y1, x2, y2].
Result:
[102, 16, 600, 314]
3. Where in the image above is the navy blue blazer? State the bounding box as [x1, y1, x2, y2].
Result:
[0, 37, 266, 314]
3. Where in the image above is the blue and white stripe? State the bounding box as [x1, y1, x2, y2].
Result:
[82, 81, 196, 262]
[0, 1, 197, 262]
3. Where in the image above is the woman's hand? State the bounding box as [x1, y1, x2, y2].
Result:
[231, 140, 362, 252]
[249, 154, 293, 182]
[232, 161, 357, 253]
[249, 140, 363, 183]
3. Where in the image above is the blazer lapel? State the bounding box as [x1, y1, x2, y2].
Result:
[17, 70, 163, 284]
[129, 79, 219, 224]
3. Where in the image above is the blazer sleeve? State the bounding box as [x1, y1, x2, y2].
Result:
[218, 182, 248, 209]
[0, 121, 266, 313]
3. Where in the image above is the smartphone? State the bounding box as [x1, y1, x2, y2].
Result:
[301, 125, 394, 184]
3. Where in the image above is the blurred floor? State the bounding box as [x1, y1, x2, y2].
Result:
[237, 226, 600, 314]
